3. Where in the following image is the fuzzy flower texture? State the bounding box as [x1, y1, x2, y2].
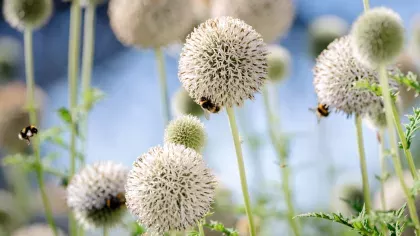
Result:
[3, 0, 53, 31]
[314, 36, 398, 117]
[179, 16, 268, 108]
[66, 161, 128, 228]
[164, 115, 206, 152]
[125, 143, 217, 234]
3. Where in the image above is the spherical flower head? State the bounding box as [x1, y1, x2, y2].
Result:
[211, 0, 295, 43]
[330, 184, 364, 216]
[3, 0, 53, 31]
[0, 81, 45, 153]
[172, 88, 204, 117]
[66, 161, 128, 228]
[314, 36, 398, 117]
[125, 143, 217, 234]
[351, 7, 405, 68]
[11, 224, 66, 236]
[309, 15, 348, 57]
[164, 115, 206, 152]
[108, 0, 195, 48]
[179, 16, 268, 108]
[267, 45, 291, 82]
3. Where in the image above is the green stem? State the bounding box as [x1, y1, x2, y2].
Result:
[226, 107, 256, 236]
[80, 3, 97, 167]
[378, 65, 420, 234]
[68, 0, 82, 234]
[155, 47, 170, 126]
[262, 86, 300, 236]
[198, 222, 205, 236]
[24, 29, 58, 236]
[43, 167, 68, 179]
[363, 0, 370, 10]
[103, 226, 109, 236]
[391, 102, 419, 180]
[355, 115, 372, 214]
[378, 130, 387, 211]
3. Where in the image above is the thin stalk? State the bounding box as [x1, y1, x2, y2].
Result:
[391, 102, 419, 180]
[67, 0, 82, 235]
[198, 222, 205, 236]
[262, 86, 300, 236]
[355, 115, 372, 213]
[24, 29, 58, 236]
[226, 107, 256, 236]
[103, 226, 109, 236]
[378, 65, 420, 234]
[43, 167, 68, 179]
[80, 3, 97, 167]
[155, 48, 170, 126]
[378, 130, 387, 210]
[362, 0, 370, 11]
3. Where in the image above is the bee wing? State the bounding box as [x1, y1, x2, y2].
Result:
[203, 109, 211, 120]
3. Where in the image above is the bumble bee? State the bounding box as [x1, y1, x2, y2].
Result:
[106, 192, 126, 210]
[199, 97, 221, 120]
[18, 125, 38, 145]
[309, 103, 330, 123]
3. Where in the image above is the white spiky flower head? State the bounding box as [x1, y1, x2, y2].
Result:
[351, 7, 405, 68]
[314, 35, 398, 117]
[309, 15, 348, 57]
[164, 115, 206, 152]
[66, 161, 129, 229]
[11, 224, 66, 236]
[211, 0, 294, 43]
[267, 44, 291, 82]
[108, 0, 195, 48]
[172, 87, 204, 117]
[179, 16, 268, 108]
[125, 143, 217, 234]
[3, 0, 53, 31]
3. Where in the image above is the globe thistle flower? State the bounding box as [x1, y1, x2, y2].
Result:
[330, 184, 364, 217]
[125, 143, 217, 234]
[2, 0, 54, 31]
[172, 87, 204, 117]
[179, 16, 268, 108]
[308, 15, 348, 57]
[267, 45, 291, 82]
[164, 115, 206, 152]
[211, 0, 295, 43]
[108, 0, 195, 48]
[0, 37, 21, 81]
[313, 36, 398, 117]
[66, 161, 128, 228]
[0, 81, 45, 153]
[350, 7, 405, 68]
[11, 224, 66, 236]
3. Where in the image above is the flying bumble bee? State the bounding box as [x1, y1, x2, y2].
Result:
[18, 125, 38, 145]
[309, 103, 330, 123]
[106, 192, 126, 210]
[199, 97, 221, 120]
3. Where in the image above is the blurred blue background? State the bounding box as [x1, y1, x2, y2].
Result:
[0, 0, 420, 235]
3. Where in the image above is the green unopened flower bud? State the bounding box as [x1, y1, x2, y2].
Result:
[3, 0, 54, 31]
[164, 115, 206, 152]
[267, 45, 291, 82]
[172, 87, 204, 117]
[309, 15, 348, 57]
[351, 7, 405, 68]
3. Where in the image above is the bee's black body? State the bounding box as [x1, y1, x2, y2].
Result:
[316, 104, 329, 117]
[199, 97, 221, 113]
[105, 193, 126, 210]
[18, 125, 38, 145]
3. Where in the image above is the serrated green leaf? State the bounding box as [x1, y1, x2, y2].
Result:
[83, 87, 105, 111]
